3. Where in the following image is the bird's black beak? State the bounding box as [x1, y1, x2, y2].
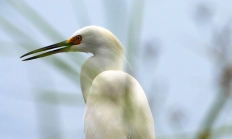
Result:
[20, 40, 72, 61]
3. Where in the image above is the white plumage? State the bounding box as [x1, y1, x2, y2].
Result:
[21, 26, 155, 139]
[85, 71, 154, 139]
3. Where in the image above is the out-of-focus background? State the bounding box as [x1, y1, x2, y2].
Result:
[0, 0, 232, 139]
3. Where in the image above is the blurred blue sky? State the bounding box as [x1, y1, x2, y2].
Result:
[0, 0, 232, 139]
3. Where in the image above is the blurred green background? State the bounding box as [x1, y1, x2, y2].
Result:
[0, 0, 232, 139]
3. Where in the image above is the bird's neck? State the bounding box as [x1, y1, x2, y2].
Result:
[80, 50, 124, 102]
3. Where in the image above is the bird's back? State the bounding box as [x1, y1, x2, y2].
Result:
[84, 70, 155, 139]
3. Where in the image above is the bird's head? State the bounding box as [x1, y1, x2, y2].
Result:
[20, 26, 123, 61]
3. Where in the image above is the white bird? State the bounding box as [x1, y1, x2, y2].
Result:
[21, 26, 155, 139]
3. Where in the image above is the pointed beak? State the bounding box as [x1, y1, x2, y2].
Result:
[20, 40, 72, 61]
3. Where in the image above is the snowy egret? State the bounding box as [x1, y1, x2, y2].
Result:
[21, 26, 155, 139]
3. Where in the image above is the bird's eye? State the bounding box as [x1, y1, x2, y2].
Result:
[76, 35, 82, 41]
[67, 35, 82, 45]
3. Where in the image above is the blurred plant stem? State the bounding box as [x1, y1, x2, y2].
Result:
[6, 0, 64, 40]
[155, 123, 232, 139]
[196, 63, 232, 138]
[126, 0, 145, 74]
[196, 23, 232, 139]
[1, 1, 86, 138]
[6, 0, 86, 66]
[196, 91, 228, 139]
[190, 18, 232, 139]
[0, 13, 80, 84]
[196, 63, 231, 139]
[36, 89, 84, 106]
